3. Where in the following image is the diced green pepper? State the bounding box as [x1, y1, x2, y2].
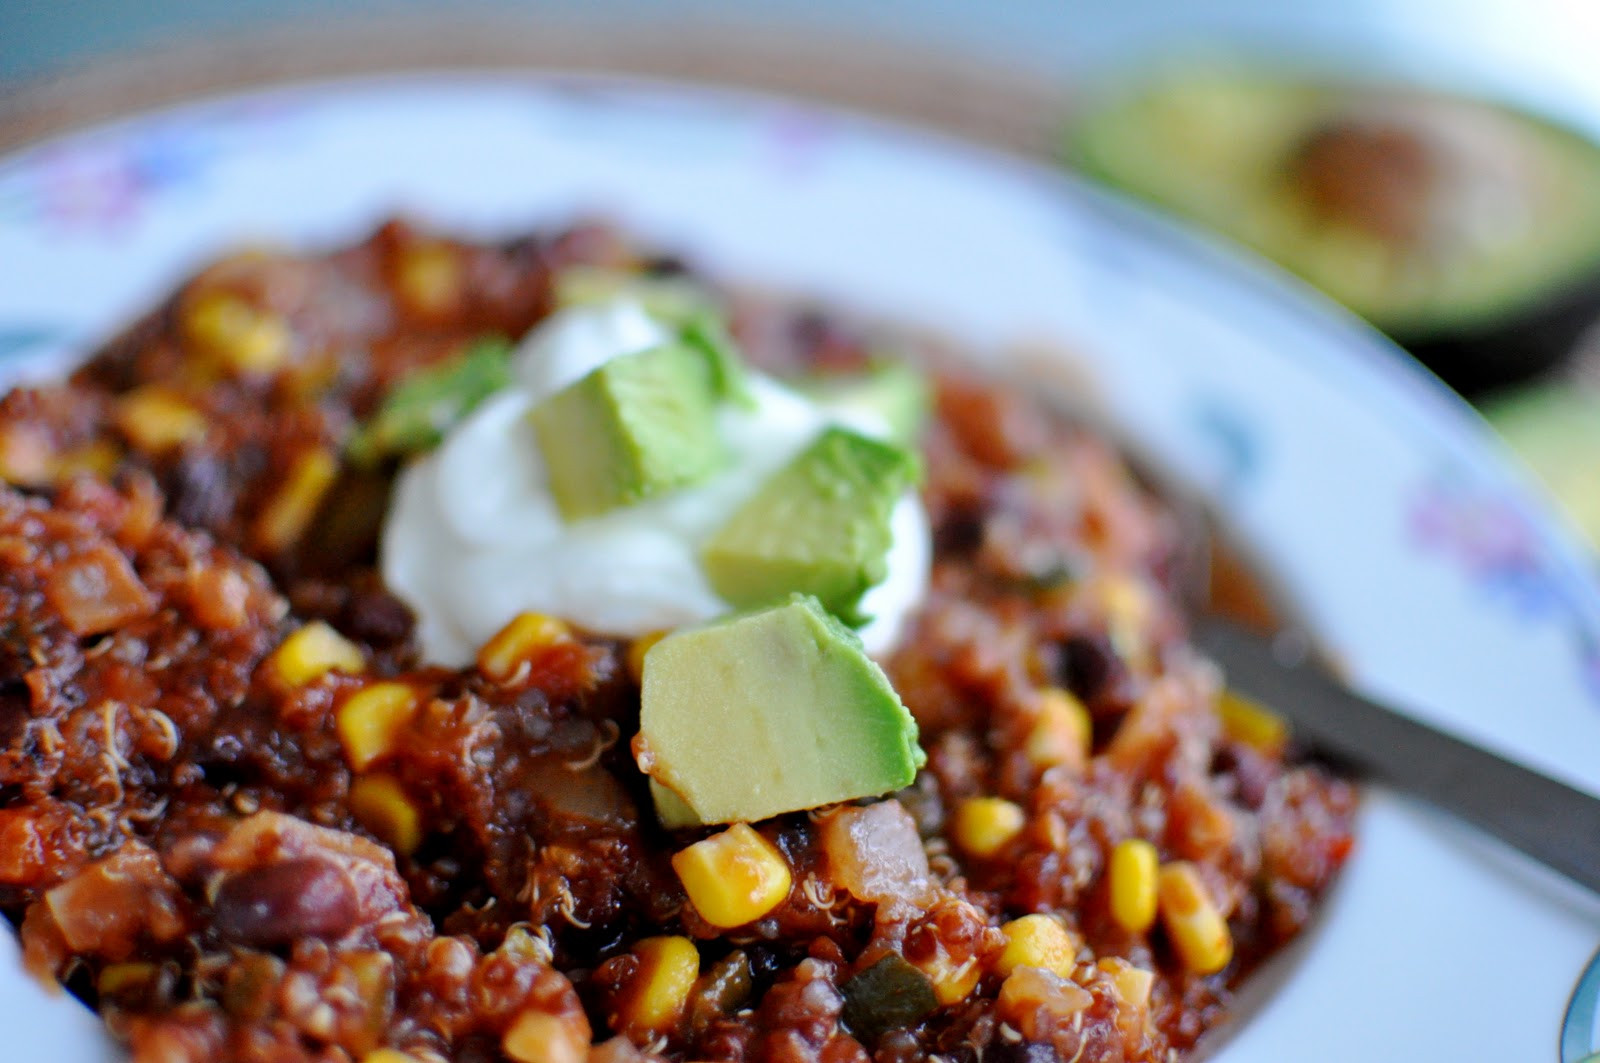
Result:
[840, 952, 939, 1042]
[687, 950, 755, 1035]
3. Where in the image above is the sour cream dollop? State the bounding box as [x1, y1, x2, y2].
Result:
[381, 299, 931, 667]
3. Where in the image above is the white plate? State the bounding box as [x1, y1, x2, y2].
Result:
[3, 73, 1600, 1061]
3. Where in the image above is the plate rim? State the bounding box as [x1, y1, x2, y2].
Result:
[2, 68, 1598, 1061]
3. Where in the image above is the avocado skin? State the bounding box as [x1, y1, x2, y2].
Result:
[1397, 270, 1600, 396]
[1068, 63, 1600, 397]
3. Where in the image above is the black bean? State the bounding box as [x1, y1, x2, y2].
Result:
[212, 857, 360, 946]
[934, 507, 986, 555]
[1058, 632, 1118, 703]
[744, 944, 789, 986]
[983, 1040, 1060, 1063]
[341, 586, 414, 647]
[1213, 741, 1274, 810]
[165, 452, 235, 531]
[0, 677, 29, 747]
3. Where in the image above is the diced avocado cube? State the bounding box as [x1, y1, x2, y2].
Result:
[554, 267, 750, 405]
[637, 594, 926, 827]
[529, 343, 727, 520]
[649, 779, 703, 831]
[346, 338, 512, 465]
[702, 427, 919, 623]
[798, 360, 931, 448]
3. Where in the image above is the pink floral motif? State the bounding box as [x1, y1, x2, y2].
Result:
[763, 108, 837, 176]
[1410, 476, 1552, 613]
[0, 102, 294, 237]
[1410, 472, 1600, 695]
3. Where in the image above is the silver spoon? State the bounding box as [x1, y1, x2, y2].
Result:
[1189, 619, 1600, 1062]
[1191, 615, 1600, 897]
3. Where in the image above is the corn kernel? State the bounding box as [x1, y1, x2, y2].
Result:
[1108, 838, 1159, 934]
[616, 935, 699, 1037]
[1099, 574, 1151, 665]
[361, 1051, 420, 1063]
[184, 291, 292, 375]
[1218, 689, 1288, 756]
[344, 950, 395, 1013]
[1100, 573, 1148, 623]
[951, 796, 1025, 859]
[1026, 688, 1091, 770]
[914, 947, 982, 1006]
[1157, 861, 1232, 975]
[337, 682, 422, 771]
[995, 914, 1078, 978]
[252, 447, 338, 554]
[50, 440, 122, 481]
[114, 385, 206, 453]
[265, 620, 365, 689]
[477, 612, 572, 682]
[97, 961, 158, 997]
[502, 1010, 587, 1063]
[672, 823, 792, 929]
[350, 774, 424, 856]
[396, 244, 463, 318]
[625, 630, 669, 685]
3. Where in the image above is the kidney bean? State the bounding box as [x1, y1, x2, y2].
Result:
[212, 857, 360, 946]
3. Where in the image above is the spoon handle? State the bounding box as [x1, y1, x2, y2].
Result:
[1192, 616, 1600, 896]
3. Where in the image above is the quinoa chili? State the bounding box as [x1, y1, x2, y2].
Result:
[0, 219, 1355, 1063]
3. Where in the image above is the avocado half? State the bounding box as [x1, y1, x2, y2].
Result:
[1069, 63, 1600, 395]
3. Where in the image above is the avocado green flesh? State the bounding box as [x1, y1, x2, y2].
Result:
[1483, 381, 1600, 547]
[346, 338, 512, 465]
[702, 426, 918, 623]
[1071, 67, 1600, 336]
[638, 595, 925, 827]
[554, 267, 751, 406]
[528, 342, 727, 520]
[649, 779, 704, 831]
